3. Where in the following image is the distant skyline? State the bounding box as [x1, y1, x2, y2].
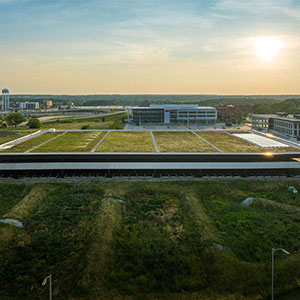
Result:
[1, 0, 300, 94]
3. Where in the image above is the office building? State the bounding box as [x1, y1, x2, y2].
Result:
[132, 104, 217, 125]
[252, 114, 300, 139]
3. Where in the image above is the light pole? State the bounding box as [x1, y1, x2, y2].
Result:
[272, 248, 290, 300]
[42, 274, 52, 300]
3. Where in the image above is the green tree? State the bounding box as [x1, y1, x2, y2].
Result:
[27, 118, 41, 129]
[4, 113, 26, 127]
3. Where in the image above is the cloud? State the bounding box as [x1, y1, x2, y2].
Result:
[213, 0, 300, 20]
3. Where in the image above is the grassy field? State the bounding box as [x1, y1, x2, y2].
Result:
[1, 179, 300, 300]
[0, 130, 37, 145]
[154, 131, 216, 152]
[1, 132, 61, 153]
[97, 131, 155, 152]
[41, 112, 126, 130]
[197, 131, 299, 152]
[33, 131, 106, 152]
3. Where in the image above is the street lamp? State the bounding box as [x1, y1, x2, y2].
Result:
[42, 274, 52, 300]
[272, 248, 290, 300]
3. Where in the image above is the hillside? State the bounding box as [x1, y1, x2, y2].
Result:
[1, 179, 300, 300]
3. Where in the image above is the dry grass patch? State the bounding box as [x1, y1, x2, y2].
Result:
[33, 131, 106, 152]
[184, 194, 222, 243]
[4, 185, 54, 221]
[81, 198, 122, 291]
[154, 131, 216, 152]
[97, 131, 155, 152]
[253, 198, 300, 214]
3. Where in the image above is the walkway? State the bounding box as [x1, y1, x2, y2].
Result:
[26, 132, 67, 153]
[91, 132, 110, 152]
[150, 131, 159, 153]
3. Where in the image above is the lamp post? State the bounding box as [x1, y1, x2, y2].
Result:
[42, 274, 52, 300]
[272, 248, 290, 300]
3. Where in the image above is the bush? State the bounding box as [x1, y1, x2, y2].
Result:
[81, 124, 89, 130]
[27, 118, 41, 129]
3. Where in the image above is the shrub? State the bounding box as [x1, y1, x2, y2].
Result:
[27, 118, 41, 129]
[81, 124, 89, 130]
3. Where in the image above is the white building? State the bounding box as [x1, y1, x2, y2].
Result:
[17, 101, 39, 110]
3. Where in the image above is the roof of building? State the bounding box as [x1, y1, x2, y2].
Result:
[150, 104, 216, 110]
[2, 88, 9, 94]
[253, 114, 300, 122]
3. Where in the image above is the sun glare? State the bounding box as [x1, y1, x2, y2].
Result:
[254, 37, 283, 62]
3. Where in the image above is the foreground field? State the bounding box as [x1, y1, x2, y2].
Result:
[33, 131, 106, 152]
[1, 179, 300, 300]
[97, 131, 155, 152]
[154, 132, 216, 152]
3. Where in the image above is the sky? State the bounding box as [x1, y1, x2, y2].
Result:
[0, 0, 300, 94]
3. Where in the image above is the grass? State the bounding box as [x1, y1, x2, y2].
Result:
[0, 130, 37, 145]
[197, 131, 299, 152]
[81, 198, 122, 292]
[2, 179, 300, 300]
[32, 131, 106, 152]
[41, 112, 126, 130]
[1, 132, 61, 153]
[97, 131, 155, 152]
[197, 131, 262, 152]
[4, 185, 54, 221]
[0, 185, 31, 216]
[154, 131, 216, 152]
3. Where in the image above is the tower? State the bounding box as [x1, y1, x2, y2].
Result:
[2, 88, 10, 111]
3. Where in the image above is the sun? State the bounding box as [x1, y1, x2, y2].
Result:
[254, 36, 283, 62]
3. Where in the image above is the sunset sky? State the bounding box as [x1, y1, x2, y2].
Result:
[0, 0, 300, 94]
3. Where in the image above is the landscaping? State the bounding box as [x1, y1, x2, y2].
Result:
[197, 131, 299, 153]
[33, 131, 106, 152]
[1, 132, 61, 153]
[97, 131, 155, 152]
[0, 130, 37, 146]
[154, 131, 216, 152]
[1, 179, 300, 300]
[40, 112, 127, 130]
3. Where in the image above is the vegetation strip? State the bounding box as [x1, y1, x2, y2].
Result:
[197, 131, 262, 153]
[192, 131, 223, 153]
[4, 185, 54, 221]
[96, 131, 155, 152]
[90, 131, 109, 152]
[32, 131, 107, 152]
[153, 131, 217, 152]
[1, 132, 61, 153]
[26, 131, 67, 153]
[0, 130, 37, 146]
[81, 198, 122, 292]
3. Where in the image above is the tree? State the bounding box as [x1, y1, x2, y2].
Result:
[27, 118, 41, 129]
[4, 113, 26, 127]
